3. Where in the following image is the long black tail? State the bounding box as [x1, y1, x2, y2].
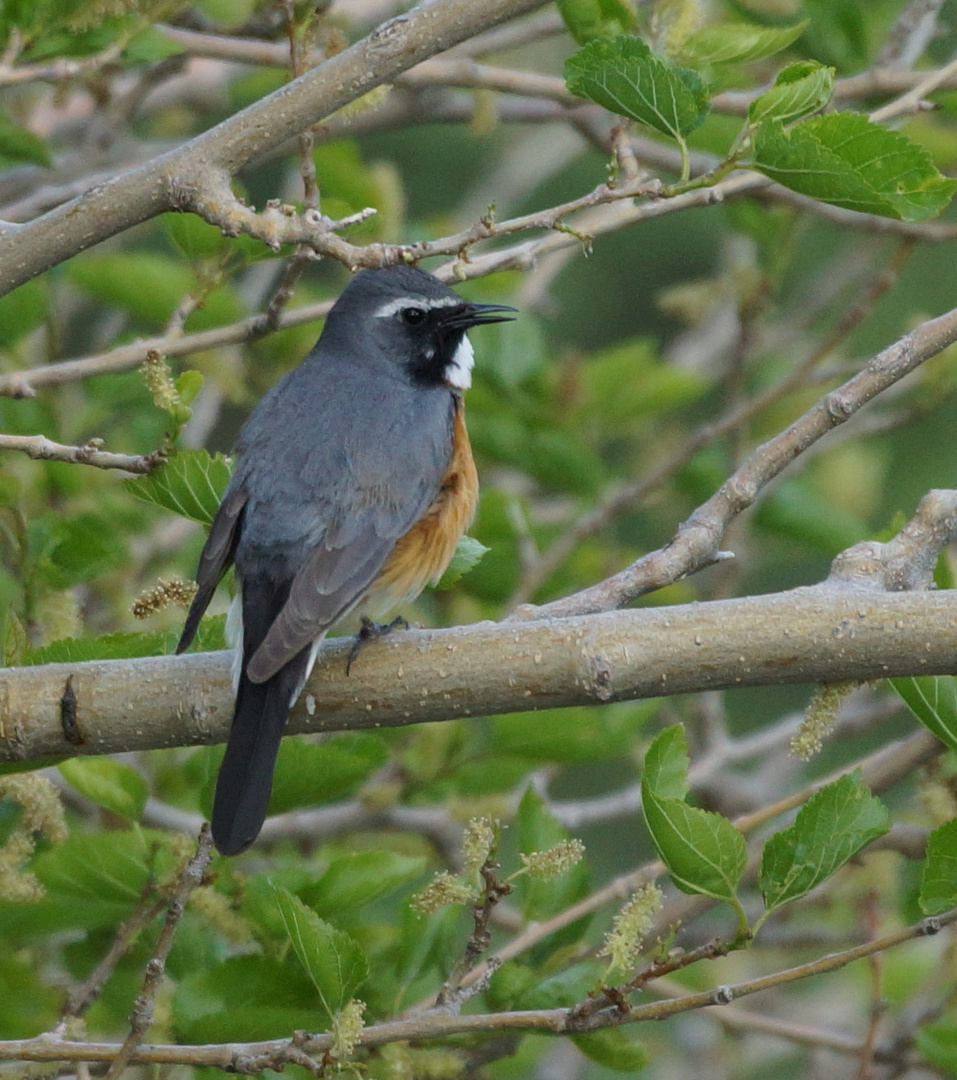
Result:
[211, 577, 310, 856]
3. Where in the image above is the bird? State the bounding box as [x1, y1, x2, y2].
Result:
[176, 265, 515, 856]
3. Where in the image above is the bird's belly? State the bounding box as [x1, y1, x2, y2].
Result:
[363, 403, 478, 616]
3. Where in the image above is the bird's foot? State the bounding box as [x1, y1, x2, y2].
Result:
[345, 615, 409, 675]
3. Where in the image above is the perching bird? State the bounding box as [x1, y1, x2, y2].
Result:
[177, 265, 514, 855]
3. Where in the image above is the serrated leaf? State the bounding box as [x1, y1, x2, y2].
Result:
[0, 111, 51, 167]
[556, 0, 635, 45]
[753, 112, 957, 222]
[573, 1029, 650, 1072]
[123, 450, 232, 526]
[641, 725, 746, 903]
[433, 535, 489, 590]
[565, 35, 709, 139]
[272, 885, 368, 1023]
[892, 675, 957, 753]
[58, 758, 148, 822]
[759, 772, 889, 914]
[25, 617, 226, 665]
[0, 831, 181, 940]
[748, 61, 834, 126]
[920, 819, 957, 915]
[682, 20, 807, 65]
[641, 723, 689, 799]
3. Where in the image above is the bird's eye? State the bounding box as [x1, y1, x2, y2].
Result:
[399, 307, 426, 326]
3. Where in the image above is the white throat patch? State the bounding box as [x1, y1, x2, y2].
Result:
[447, 335, 474, 390]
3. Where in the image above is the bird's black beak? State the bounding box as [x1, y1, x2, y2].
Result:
[443, 302, 517, 330]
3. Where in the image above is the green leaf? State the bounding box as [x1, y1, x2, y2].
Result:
[173, 954, 320, 1043]
[272, 885, 368, 1023]
[800, 0, 868, 72]
[916, 1021, 957, 1077]
[920, 819, 957, 915]
[555, 0, 635, 45]
[753, 112, 957, 223]
[516, 787, 590, 931]
[892, 675, 957, 754]
[163, 212, 232, 260]
[303, 850, 427, 917]
[512, 962, 602, 1010]
[573, 1029, 650, 1072]
[759, 772, 889, 915]
[25, 617, 226, 665]
[125, 26, 186, 62]
[123, 450, 232, 527]
[755, 480, 869, 555]
[175, 370, 204, 408]
[565, 35, 709, 139]
[265, 733, 389, 817]
[641, 723, 689, 799]
[0, 279, 49, 347]
[58, 758, 148, 822]
[748, 61, 834, 127]
[641, 725, 746, 904]
[0, 110, 51, 167]
[66, 252, 195, 329]
[40, 512, 127, 588]
[433, 535, 489, 590]
[492, 702, 655, 764]
[0, 831, 180, 939]
[682, 21, 807, 65]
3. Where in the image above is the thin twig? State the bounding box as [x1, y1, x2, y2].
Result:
[3, 909, 954, 1067]
[0, 433, 163, 474]
[104, 827, 214, 1080]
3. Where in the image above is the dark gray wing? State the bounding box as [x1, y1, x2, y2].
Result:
[176, 485, 248, 654]
[236, 362, 456, 684]
[244, 482, 436, 683]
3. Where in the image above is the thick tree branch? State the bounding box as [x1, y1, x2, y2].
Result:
[2, 583, 956, 764]
[0, 0, 549, 297]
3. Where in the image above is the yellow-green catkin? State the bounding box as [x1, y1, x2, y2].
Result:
[791, 682, 858, 760]
[600, 883, 664, 974]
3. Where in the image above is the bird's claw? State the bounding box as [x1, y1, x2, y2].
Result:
[345, 615, 410, 675]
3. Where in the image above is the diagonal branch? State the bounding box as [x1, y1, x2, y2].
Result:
[0, 0, 550, 297]
[513, 304, 957, 621]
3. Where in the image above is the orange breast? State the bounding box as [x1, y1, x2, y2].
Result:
[365, 399, 478, 615]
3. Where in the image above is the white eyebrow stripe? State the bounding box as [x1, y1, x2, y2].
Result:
[373, 295, 462, 318]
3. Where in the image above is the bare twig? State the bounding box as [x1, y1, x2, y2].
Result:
[104, 827, 214, 1080]
[60, 896, 168, 1020]
[3, 908, 953, 1067]
[0, 433, 162, 474]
